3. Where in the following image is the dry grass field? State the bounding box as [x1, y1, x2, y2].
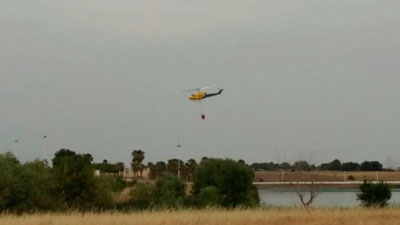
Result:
[1, 208, 400, 225]
[255, 171, 400, 182]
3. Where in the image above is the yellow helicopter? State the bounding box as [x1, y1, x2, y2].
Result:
[185, 85, 224, 119]
[186, 85, 224, 101]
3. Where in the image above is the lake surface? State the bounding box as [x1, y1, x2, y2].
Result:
[259, 189, 400, 207]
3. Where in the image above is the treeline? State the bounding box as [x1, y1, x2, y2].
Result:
[0, 151, 258, 213]
[127, 158, 258, 209]
[92, 149, 199, 181]
[0, 150, 126, 213]
[93, 160, 124, 174]
[251, 159, 385, 171]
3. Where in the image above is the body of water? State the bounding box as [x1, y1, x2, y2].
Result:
[259, 189, 400, 207]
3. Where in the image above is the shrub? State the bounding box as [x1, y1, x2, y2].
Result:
[153, 172, 185, 208]
[129, 182, 155, 209]
[357, 180, 392, 207]
[0, 153, 64, 213]
[347, 175, 355, 181]
[196, 186, 222, 207]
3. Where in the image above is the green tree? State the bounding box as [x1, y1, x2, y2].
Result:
[131, 150, 145, 178]
[52, 149, 98, 209]
[360, 161, 383, 171]
[196, 186, 222, 207]
[93, 160, 125, 174]
[0, 153, 62, 212]
[342, 162, 360, 171]
[0, 152, 26, 212]
[293, 161, 310, 171]
[167, 159, 187, 179]
[357, 180, 392, 207]
[193, 158, 258, 208]
[153, 172, 185, 208]
[21, 160, 63, 211]
[129, 182, 155, 209]
[186, 159, 198, 182]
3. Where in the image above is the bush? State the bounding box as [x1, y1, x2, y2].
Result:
[153, 172, 185, 208]
[196, 186, 222, 207]
[129, 182, 155, 209]
[193, 158, 259, 208]
[97, 175, 126, 193]
[357, 180, 392, 207]
[347, 175, 355, 181]
[0, 153, 64, 213]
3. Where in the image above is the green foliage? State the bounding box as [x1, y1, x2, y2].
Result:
[153, 172, 185, 208]
[320, 159, 342, 171]
[360, 161, 383, 171]
[52, 149, 101, 209]
[93, 175, 127, 209]
[96, 175, 126, 193]
[195, 186, 222, 207]
[357, 180, 392, 207]
[293, 161, 310, 171]
[93, 160, 124, 174]
[193, 158, 259, 208]
[0, 153, 62, 212]
[342, 162, 360, 171]
[131, 150, 145, 178]
[0, 152, 26, 212]
[148, 161, 167, 179]
[129, 182, 155, 209]
[20, 160, 63, 211]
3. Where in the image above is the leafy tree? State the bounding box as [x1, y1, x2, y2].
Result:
[360, 161, 383, 171]
[0, 152, 26, 212]
[93, 160, 124, 174]
[251, 162, 281, 171]
[342, 162, 360, 171]
[293, 161, 310, 171]
[131, 150, 145, 178]
[129, 182, 155, 209]
[0, 153, 62, 212]
[20, 160, 63, 211]
[167, 159, 187, 179]
[148, 161, 167, 180]
[52, 149, 98, 209]
[147, 162, 156, 180]
[196, 186, 222, 207]
[238, 159, 246, 165]
[153, 172, 185, 208]
[280, 162, 291, 170]
[330, 159, 342, 170]
[357, 180, 392, 207]
[186, 159, 198, 182]
[193, 158, 258, 208]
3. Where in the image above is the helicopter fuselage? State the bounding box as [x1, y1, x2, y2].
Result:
[189, 91, 206, 100]
[188, 89, 223, 100]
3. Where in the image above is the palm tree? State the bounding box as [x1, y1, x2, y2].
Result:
[131, 150, 145, 178]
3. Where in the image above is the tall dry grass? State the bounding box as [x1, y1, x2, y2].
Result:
[1, 208, 400, 225]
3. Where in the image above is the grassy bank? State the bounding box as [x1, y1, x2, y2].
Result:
[1, 208, 400, 225]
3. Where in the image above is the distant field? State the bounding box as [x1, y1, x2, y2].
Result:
[1, 209, 400, 225]
[254, 171, 400, 182]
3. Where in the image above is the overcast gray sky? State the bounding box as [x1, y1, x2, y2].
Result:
[1, 0, 400, 167]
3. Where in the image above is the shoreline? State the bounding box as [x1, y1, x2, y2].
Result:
[254, 181, 400, 189]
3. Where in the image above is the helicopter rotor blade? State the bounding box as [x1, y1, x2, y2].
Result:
[183, 85, 218, 92]
[199, 84, 217, 90]
[183, 88, 200, 92]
